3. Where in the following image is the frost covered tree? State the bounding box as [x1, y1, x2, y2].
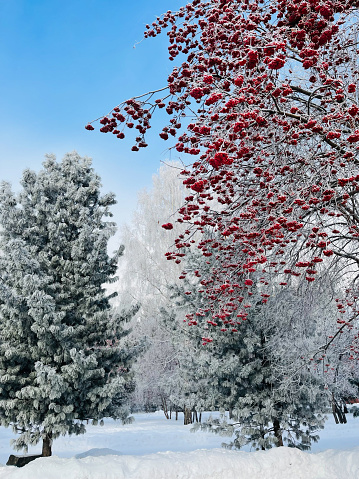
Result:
[0, 153, 137, 456]
[110, 162, 187, 414]
[111, 161, 185, 314]
[164, 250, 355, 449]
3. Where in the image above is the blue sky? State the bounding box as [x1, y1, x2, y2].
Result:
[0, 0, 184, 248]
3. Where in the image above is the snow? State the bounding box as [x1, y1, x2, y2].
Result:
[0, 411, 358, 478]
[2, 447, 359, 479]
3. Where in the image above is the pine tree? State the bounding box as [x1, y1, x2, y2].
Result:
[166, 250, 331, 450]
[0, 152, 137, 456]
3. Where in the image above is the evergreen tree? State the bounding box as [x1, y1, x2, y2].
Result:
[166, 250, 331, 450]
[0, 152, 137, 456]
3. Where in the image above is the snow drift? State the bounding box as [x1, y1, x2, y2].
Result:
[1, 446, 359, 479]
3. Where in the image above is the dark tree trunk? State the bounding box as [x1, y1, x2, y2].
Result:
[42, 432, 52, 457]
[161, 396, 170, 419]
[193, 409, 199, 423]
[332, 403, 339, 424]
[332, 394, 347, 424]
[273, 419, 283, 447]
[176, 410, 178, 420]
[184, 407, 192, 425]
[199, 412, 202, 423]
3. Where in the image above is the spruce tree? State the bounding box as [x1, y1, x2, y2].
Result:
[0, 152, 137, 456]
[166, 250, 329, 450]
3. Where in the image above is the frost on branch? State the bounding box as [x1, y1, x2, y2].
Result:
[88, 0, 359, 339]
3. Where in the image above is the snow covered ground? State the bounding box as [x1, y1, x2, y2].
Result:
[0, 411, 358, 478]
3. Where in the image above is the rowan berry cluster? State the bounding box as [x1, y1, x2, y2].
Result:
[87, 0, 359, 338]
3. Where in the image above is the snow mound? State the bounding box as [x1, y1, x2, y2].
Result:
[75, 448, 123, 459]
[1, 446, 359, 479]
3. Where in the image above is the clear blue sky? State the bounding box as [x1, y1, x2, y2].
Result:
[0, 0, 184, 248]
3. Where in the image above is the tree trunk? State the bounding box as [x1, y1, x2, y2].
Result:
[199, 412, 202, 423]
[193, 409, 198, 422]
[273, 419, 283, 447]
[332, 394, 347, 424]
[42, 432, 52, 457]
[332, 404, 339, 424]
[184, 407, 192, 425]
[161, 396, 170, 419]
[176, 410, 178, 421]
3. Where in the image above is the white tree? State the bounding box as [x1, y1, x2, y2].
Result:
[111, 161, 185, 311]
[110, 161, 187, 413]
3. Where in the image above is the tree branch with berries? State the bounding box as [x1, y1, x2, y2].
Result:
[87, 0, 359, 350]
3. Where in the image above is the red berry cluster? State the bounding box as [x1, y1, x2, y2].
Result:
[87, 0, 359, 341]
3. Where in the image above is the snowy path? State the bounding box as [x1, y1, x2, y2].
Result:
[0, 412, 358, 478]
